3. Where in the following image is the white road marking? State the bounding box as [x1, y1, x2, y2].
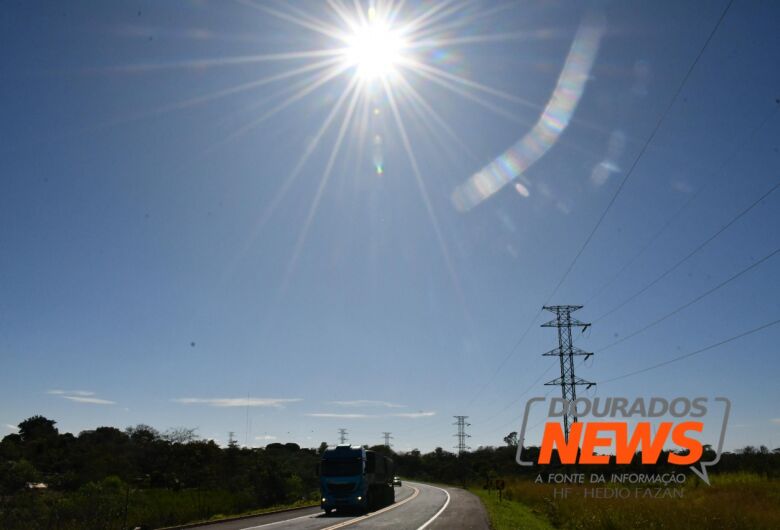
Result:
[241, 511, 319, 529]
[416, 485, 450, 530]
[321, 486, 420, 530]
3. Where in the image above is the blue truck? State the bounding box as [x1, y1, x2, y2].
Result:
[319, 445, 395, 514]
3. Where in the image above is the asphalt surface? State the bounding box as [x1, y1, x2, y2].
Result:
[181, 482, 489, 530]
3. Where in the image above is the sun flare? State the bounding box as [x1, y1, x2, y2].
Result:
[342, 9, 406, 81]
[214, 0, 559, 286]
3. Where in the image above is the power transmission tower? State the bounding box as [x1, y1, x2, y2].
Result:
[542, 305, 594, 442]
[453, 416, 471, 455]
[382, 432, 393, 448]
[338, 428, 348, 445]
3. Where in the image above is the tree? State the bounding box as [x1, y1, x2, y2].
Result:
[0, 459, 40, 493]
[125, 424, 159, 444]
[503, 432, 518, 447]
[18, 416, 58, 442]
[163, 427, 198, 444]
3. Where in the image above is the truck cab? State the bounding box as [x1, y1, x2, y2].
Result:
[319, 445, 394, 514]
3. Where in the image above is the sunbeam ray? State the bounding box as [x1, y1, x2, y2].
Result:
[93, 48, 344, 74]
[405, 65, 526, 124]
[387, 0, 408, 25]
[241, 0, 347, 42]
[283, 79, 364, 288]
[328, 0, 361, 33]
[218, 76, 363, 287]
[401, 0, 465, 38]
[381, 78, 471, 323]
[411, 29, 567, 49]
[352, 85, 372, 171]
[405, 2, 515, 42]
[134, 56, 344, 122]
[394, 73, 481, 167]
[402, 57, 539, 110]
[217, 62, 351, 149]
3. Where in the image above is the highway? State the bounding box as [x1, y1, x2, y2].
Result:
[183, 482, 489, 530]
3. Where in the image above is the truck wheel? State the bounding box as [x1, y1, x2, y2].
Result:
[325, 508, 333, 515]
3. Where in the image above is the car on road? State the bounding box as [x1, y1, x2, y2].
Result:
[393, 476, 402, 486]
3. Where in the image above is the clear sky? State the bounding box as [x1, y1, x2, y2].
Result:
[2, 0, 779, 453]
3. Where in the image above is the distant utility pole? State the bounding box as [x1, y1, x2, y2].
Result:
[542, 305, 594, 442]
[382, 432, 393, 448]
[453, 416, 471, 455]
[338, 428, 348, 445]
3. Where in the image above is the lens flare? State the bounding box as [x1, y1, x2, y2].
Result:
[451, 15, 606, 212]
[200, 0, 585, 304]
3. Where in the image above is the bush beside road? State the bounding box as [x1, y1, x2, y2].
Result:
[471, 472, 780, 530]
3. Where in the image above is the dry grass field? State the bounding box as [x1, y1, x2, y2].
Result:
[474, 472, 780, 530]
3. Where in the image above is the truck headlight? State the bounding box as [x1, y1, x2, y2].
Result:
[322, 497, 327, 502]
[357, 496, 362, 501]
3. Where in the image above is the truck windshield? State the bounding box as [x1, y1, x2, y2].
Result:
[321, 459, 362, 477]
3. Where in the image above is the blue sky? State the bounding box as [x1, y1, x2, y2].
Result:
[2, 0, 779, 452]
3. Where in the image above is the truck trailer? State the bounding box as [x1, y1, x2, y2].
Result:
[319, 445, 395, 514]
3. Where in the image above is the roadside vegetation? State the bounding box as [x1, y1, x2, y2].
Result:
[3, 418, 779, 529]
[0, 416, 321, 529]
[392, 433, 780, 530]
[472, 472, 780, 530]
[471, 486, 552, 530]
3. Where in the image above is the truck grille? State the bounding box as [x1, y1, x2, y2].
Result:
[327, 482, 356, 495]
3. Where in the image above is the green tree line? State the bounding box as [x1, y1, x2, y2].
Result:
[2, 417, 778, 529]
[0, 416, 321, 529]
[387, 432, 780, 486]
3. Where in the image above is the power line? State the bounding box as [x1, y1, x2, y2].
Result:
[493, 199, 777, 433]
[382, 432, 393, 448]
[465, 310, 542, 407]
[568, 243, 780, 379]
[480, 359, 558, 427]
[386, 2, 740, 450]
[483, 108, 777, 438]
[594, 179, 780, 323]
[585, 106, 779, 307]
[546, 0, 735, 303]
[481, 185, 775, 436]
[463, 0, 735, 412]
[494, 386, 557, 440]
[597, 245, 780, 352]
[600, 317, 780, 385]
[495, 313, 779, 434]
[338, 428, 348, 445]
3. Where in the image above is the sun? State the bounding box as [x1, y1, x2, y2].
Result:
[342, 8, 406, 81]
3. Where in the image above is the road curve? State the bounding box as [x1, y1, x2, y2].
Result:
[180, 482, 488, 530]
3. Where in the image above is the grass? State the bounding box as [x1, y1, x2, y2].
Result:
[470, 487, 553, 530]
[0, 485, 320, 530]
[471, 472, 780, 530]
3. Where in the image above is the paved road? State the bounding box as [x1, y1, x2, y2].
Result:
[181, 482, 488, 530]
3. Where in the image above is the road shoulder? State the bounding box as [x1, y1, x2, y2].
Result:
[425, 486, 490, 530]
